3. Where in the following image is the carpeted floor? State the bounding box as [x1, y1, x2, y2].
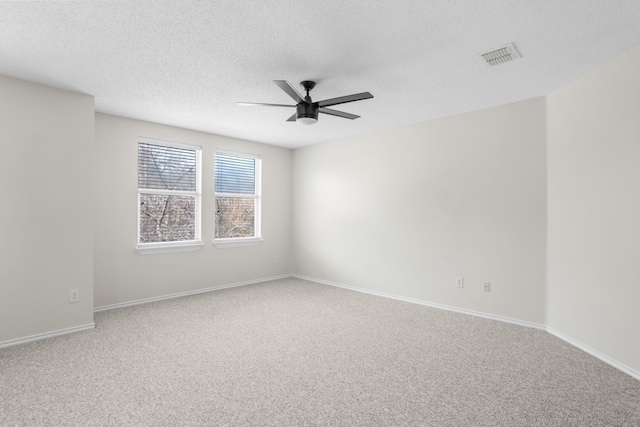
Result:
[1, 277, 638, 426]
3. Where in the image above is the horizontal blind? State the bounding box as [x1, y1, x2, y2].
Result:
[215, 153, 256, 194]
[138, 142, 197, 191]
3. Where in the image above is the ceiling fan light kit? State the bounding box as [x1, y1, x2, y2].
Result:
[239, 80, 373, 125]
[297, 116, 318, 125]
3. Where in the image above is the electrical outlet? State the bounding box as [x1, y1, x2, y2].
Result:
[483, 282, 491, 292]
[456, 277, 464, 288]
[69, 289, 80, 303]
[275, 254, 280, 263]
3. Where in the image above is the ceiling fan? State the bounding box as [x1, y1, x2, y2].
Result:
[238, 80, 373, 125]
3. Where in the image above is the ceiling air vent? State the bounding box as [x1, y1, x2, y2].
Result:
[481, 43, 520, 66]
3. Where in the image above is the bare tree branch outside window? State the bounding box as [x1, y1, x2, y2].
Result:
[215, 197, 254, 238]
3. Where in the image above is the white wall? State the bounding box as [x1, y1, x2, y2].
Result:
[547, 45, 640, 373]
[292, 97, 548, 325]
[0, 75, 95, 343]
[94, 114, 291, 308]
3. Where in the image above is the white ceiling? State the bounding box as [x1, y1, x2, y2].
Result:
[2, 1, 640, 149]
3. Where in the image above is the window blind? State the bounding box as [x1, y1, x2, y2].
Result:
[138, 142, 197, 191]
[215, 153, 255, 194]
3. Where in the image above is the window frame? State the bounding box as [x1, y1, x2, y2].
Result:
[136, 137, 203, 255]
[213, 149, 262, 248]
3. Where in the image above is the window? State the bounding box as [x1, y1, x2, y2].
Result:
[214, 151, 262, 247]
[137, 138, 202, 254]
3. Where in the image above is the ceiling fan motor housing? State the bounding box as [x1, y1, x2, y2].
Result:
[296, 101, 319, 123]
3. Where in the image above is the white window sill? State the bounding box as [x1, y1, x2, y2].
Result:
[213, 238, 263, 249]
[136, 242, 203, 255]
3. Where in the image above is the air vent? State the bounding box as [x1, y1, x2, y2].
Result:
[481, 43, 520, 66]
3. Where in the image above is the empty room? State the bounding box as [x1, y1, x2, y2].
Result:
[1, 1, 639, 426]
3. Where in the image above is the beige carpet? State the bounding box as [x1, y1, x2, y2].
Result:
[1, 277, 638, 426]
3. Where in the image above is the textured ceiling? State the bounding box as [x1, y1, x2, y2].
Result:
[2, 1, 640, 149]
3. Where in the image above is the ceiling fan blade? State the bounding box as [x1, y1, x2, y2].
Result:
[286, 113, 297, 122]
[317, 92, 373, 108]
[319, 107, 360, 120]
[237, 102, 295, 107]
[273, 80, 307, 104]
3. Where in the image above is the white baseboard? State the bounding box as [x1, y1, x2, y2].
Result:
[0, 323, 95, 349]
[547, 327, 640, 381]
[2, 275, 292, 349]
[5, 273, 637, 382]
[94, 274, 293, 312]
[293, 274, 639, 381]
[292, 274, 546, 330]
